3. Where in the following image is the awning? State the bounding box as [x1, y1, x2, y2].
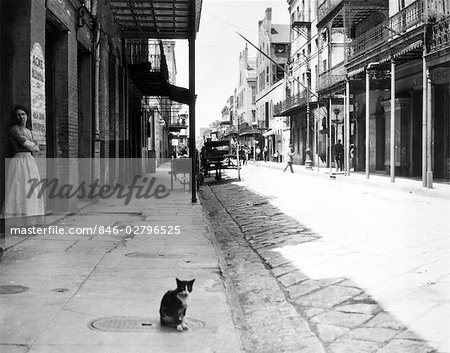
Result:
[348, 40, 424, 78]
[239, 129, 261, 137]
[128, 63, 189, 104]
[262, 130, 275, 137]
[106, 0, 203, 39]
[393, 40, 423, 59]
[348, 66, 366, 78]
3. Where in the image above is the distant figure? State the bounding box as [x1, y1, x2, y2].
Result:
[283, 146, 295, 173]
[349, 144, 355, 171]
[273, 150, 279, 162]
[255, 146, 261, 161]
[263, 146, 268, 162]
[334, 139, 344, 171]
[243, 145, 249, 165]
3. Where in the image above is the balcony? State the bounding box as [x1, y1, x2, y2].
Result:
[126, 40, 189, 104]
[429, 16, 450, 53]
[273, 91, 307, 116]
[317, 63, 346, 92]
[318, 0, 344, 25]
[349, 0, 424, 59]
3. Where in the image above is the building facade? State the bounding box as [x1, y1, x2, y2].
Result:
[273, 0, 449, 186]
[255, 8, 290, 159]
[235, 44, 257, 127]
[0, 0, 202, 222]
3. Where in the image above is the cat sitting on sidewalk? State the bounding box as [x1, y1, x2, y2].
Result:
[159, 278, 195, 331]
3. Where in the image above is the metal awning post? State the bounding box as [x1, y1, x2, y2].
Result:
[365, 67, 370, 179]
[329, 97, 332, 174]
[390, 59, 396, 183]
[345, 77, 350, 176]
[189, 0, 197, 203]
[426, 69, 433, 188]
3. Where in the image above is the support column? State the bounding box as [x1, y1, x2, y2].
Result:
[390, 59, 396, 183]
[329, 97, 332, 173]
[345, 78, 350, 176]
[426, 69, 433, 188]
[365, 69, 370, 179]
[305, 69, 312, 168]
[422, 53, 427, 187]
[189, 0, 197, 203]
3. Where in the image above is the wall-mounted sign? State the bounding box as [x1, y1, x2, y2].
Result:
[30, 43, 46, 145]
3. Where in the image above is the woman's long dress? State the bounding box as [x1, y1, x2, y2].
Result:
[3, 125, 45, 218]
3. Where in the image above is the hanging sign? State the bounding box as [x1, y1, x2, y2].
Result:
[30, 43, 46, 145]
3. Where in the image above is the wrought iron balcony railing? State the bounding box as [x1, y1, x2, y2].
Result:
[429, 15, 450, 52]
[317, 62, 346, 91]
[125, 40, 169, 78]
[349, 0, 424, 58]
[318, 0, 344, 24]
[274, 91, 307, 116]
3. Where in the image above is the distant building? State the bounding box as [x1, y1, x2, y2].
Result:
[255, 7, 290, 159]
[235, 44, 257, 127]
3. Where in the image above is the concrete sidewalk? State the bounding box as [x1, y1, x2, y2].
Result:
[0, 164, 242, 353]
[250, 160, 450, 200]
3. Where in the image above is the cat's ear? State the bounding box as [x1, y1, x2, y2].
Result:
[176, 278, 181, 286]
[189, 279, 195, 286]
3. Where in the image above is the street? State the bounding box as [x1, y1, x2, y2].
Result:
[0, 162, 448, 353]
[200, 162, 449, 353]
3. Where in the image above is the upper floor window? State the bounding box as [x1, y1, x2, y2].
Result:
[274, 44, 286, 54]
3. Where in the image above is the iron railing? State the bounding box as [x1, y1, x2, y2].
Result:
[429, 15, 450, 52]
[125, 40, 167, 73]
[349, 0, 424, 58]
[317, 62, 346, 91]
[274, 91, 307, 116]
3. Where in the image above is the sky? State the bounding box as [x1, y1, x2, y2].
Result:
[175, 0, 290, 134]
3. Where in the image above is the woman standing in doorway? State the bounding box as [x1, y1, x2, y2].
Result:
[3, 106, 45, 218]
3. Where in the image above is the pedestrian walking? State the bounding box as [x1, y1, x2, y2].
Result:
[334, 139, 344, 171]
[283, 146, 295, 173]
[263, 146, 268, 162]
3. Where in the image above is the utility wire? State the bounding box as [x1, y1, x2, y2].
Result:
[237, 32, 333, 124]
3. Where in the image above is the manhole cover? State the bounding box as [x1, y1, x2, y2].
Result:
[51, 288, 69, 293]
[89, 317, 205, 332]
[125, 252, 188, 259]
[0, 285, 29, 294]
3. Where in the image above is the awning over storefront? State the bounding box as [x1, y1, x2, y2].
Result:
[106, 0, 202, 39]
[239, 129, 261, 137]
[262, 130, 275, 137]
[348, 40, 424, 78]
[128, 64, 190, 104]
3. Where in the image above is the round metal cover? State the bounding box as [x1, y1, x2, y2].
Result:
[51, 288, 69, 293]
[0, 285, 29, 294]
[89, 317, 205, 332]
[125, 252, 188, 259]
